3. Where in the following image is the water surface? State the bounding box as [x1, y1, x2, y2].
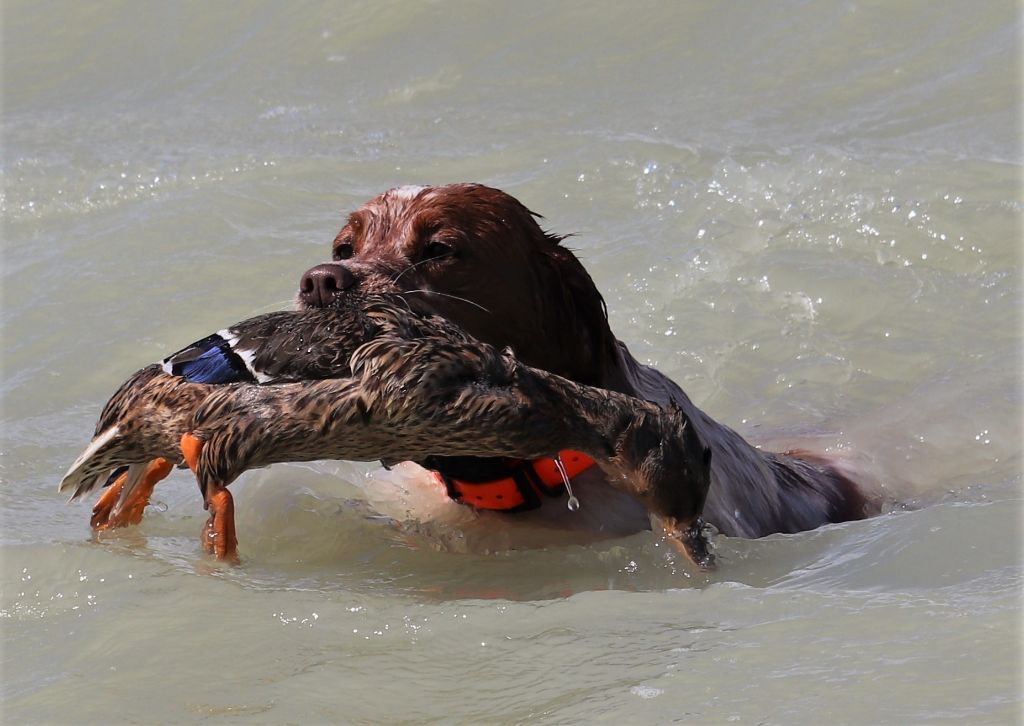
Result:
[2, 2, 1021, 723]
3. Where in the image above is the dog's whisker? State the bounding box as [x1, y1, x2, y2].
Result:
[391, 259, 435, 286]
[400, 289, 491, 314]
[244, 299, 295, 316]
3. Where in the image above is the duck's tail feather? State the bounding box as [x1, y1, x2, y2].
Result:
[58, 425, 135, 501]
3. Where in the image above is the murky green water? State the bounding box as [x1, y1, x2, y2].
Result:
[3, 2, 1021, 723]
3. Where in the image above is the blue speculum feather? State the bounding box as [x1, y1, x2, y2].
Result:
[164, 334, 256, 384]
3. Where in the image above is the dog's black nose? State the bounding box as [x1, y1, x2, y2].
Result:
[299, 263, 356, 307]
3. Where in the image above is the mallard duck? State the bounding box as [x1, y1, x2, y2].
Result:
[59, 303, 382, 559]
[60, 296, 714, 567]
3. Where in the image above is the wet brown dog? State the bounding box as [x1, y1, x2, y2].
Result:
[298, 183, 876, 540]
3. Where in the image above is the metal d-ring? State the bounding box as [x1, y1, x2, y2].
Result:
[553, 453, 581, 512]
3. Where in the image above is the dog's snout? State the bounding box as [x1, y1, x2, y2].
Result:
[299, 263, 356, 307]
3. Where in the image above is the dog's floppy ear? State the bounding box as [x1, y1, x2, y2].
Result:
[533, 238, 621, 387]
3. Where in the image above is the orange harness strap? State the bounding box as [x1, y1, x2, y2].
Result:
[432, 451, 596, 512]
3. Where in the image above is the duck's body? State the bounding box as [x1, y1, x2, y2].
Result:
[61, 297, 714, 566]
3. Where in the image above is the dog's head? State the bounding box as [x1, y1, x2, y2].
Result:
[298, 183, 619, 385]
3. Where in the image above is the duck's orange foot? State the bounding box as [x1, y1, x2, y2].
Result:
[91, 458, 173, 530]
[202, 487, 240, 564]
[180, 433, 240, 564]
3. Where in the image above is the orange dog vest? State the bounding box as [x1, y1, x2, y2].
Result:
[431, 451, 595, 512]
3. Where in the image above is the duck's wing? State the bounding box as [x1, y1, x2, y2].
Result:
[161, 311, 291, 384]
[161, 308, 384, 384]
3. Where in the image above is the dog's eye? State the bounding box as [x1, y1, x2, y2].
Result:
[422, 240, 454, 261]
[333, 243, 354, 261]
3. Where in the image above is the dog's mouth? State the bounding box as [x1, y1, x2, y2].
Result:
[297, 258, 447, 312]
[296, 263, 454, 320]
[294, 283, 441, 319]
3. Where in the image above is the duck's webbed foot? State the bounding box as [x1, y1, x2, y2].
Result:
[90, 458, 173, 530]
[201, 487, 239, 564]
[182, 432, 240, 563]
